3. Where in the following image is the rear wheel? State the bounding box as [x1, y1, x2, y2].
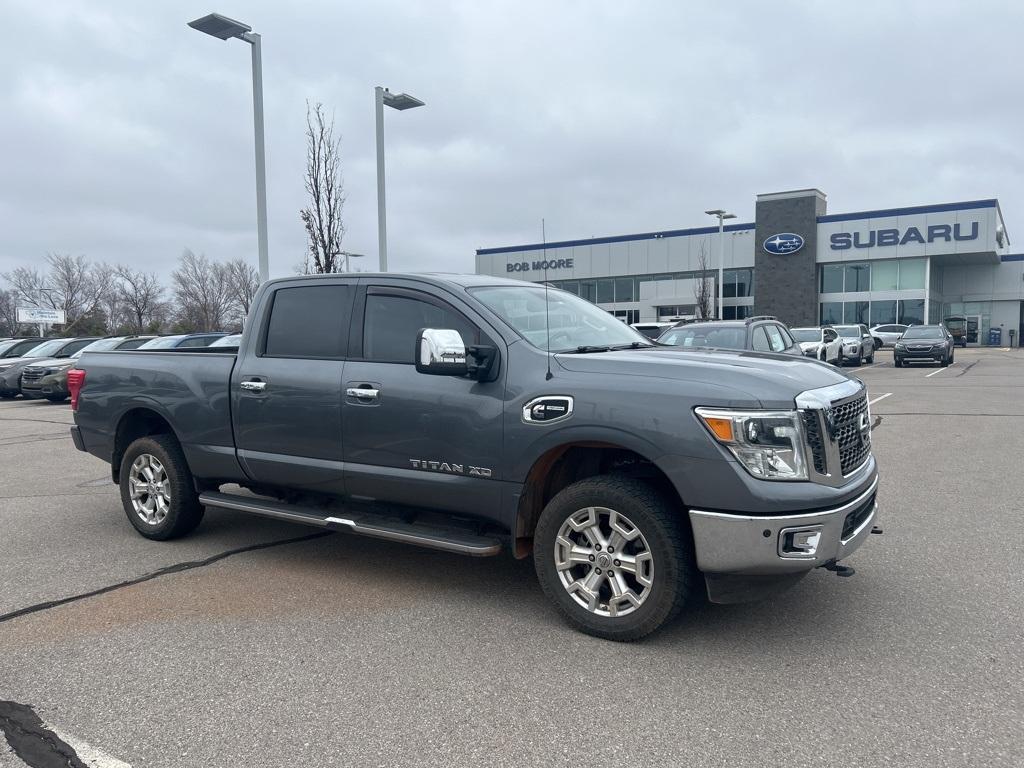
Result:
[533, 476, 697, 641]
[119, 434, 204, 540]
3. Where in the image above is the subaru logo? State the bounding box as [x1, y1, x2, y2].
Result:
[763, 233, 805, 255]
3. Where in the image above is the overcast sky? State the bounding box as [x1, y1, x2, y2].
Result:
[1, 0, 1021, 281]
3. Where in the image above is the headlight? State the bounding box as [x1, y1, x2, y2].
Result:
[895, 343, 906, 350]
[695, 408, 807, 481]
[0, 363, 13, 372]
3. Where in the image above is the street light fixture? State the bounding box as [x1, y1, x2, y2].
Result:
[188, 12, 270, 283]
[705, 209, 737, 319]
[336, 250, 367, 273]
[375, 86, 425, 272]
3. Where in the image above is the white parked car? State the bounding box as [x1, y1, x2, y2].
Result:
[789, 327, 842, 363]
[870, 324, 909, 347]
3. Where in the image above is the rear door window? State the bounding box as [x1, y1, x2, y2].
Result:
[751, 326, 771, 351]
[264, 285, 352, 358]
[765, 325, 787, 352]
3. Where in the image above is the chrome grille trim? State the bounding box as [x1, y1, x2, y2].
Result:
[796, 380, 872, 487]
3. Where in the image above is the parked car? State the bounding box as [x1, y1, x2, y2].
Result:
[657, 316, 803, 356]
[870, 324, 909, 348]
[789, 327, 842, 363]
[136, 333, 228, 350]
[942, 316, 976, 347]
[0, 338, 46, 359]
[894, 325, 955, 367]
[630, 322, 673, 340]
[834, 324, 875, 366]
[20, 336, 155, 401]
[0, 337, 99, 398]
[208, 333, 243, 348]
[69, 274, 879, 641]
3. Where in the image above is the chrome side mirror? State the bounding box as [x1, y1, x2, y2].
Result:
[416, 328, 468, 376]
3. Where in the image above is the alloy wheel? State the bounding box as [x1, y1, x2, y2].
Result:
[554, 506, 654, 617]
[128, 453, 171, 525]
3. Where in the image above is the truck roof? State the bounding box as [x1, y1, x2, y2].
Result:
[263, 272, 537, 290]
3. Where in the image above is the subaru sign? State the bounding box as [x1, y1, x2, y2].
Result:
[830, 221, 979, 250]
[763, 233, 805, 255]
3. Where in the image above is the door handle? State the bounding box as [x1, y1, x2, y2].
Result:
[240, 380, 267, 392]
[346, 387, 379, 400]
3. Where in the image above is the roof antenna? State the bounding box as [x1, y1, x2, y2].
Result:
[543, 218, 553, 380]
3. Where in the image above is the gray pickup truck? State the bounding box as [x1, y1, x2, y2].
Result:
[69, 273, 880, 640]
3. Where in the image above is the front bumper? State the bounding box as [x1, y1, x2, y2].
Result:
[896, 348, 943, 361]
[688, 475, 878, 576]
[22, 373, 69, 398]
[840, 347, 862, 361]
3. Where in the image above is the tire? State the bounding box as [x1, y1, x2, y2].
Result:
[950, 351, 955, 364]
[941, 353, 950, 367]
[819, 351, 826, 362]
[894, 358, 902, 368]
[119, 434, 204, 540]
[0, 392, 15, 399]
[866, 348, 875, 364]
[45, 395, 67, 403]
[533, 476, 697, 641]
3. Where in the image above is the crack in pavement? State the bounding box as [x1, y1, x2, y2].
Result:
[954, 360, 979, 377]
[0, 530, 334, 625]
[0, 700, 88, 768]
[0, 433, 69, 447]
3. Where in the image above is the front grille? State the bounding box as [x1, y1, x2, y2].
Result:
[20, 369, 45, 384]
[801, 411, 827, 474]
[830, 394, 870, 475]
[842, 491, 876, 539]
[908, 344, 933, 352]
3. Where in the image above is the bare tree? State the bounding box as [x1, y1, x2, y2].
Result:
[300, 101, 346, 274]
[171, 249, 232, 332]
[2, 254, 108, 333]
[693, 241, 715, 320]
[224, 258, 260, 328]
[115, 266, 166, 334]
[0, 289, 21, 336]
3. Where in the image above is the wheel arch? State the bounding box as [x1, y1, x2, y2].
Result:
[111, 406, 179, 484]
[512, 441, 687, 558]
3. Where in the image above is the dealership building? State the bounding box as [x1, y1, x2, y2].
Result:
[475, 188, 1021, 344]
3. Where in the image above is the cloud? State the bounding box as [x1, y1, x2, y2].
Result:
[0, 0, 1021, 281]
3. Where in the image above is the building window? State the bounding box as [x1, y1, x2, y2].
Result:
[844, 301, 869, 325]
[898, 299, 925, 325]
[871, 261, 898, 291]
[721, 268, 752, 299]
[611, 309, 639, 325]
[657, 305, 696, 319]
[614, 277, 635, 302]
[596, 279, 614, 304]
[722, 305, 752, 320]
[821, 265, 844, 293]
[580, 281, 597, 303]
[735, 269, 753, 297]
[559, 281, 580, 296]
[870, 300, 897, 326]
[898, 258, 926, 290]
[844, 263, 871, 292]
[820, 302, 843, 325]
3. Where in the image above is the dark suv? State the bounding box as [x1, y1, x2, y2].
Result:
[657, 316, 803, 356]
[894, 325, 955, 367]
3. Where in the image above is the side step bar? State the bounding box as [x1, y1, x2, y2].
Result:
[198, 491, 502, 557]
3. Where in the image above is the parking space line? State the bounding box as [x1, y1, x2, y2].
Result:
[868, 392, 893, 405]
[925, 365, 953, 377]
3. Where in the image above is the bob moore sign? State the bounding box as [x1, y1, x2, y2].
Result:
[16, 307, 67, 324]
[506, 257, 575, 274]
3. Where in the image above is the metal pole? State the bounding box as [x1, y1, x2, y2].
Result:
[923, 257, 931, 324]
[717, 217, 725, 319]
[243, 32, 269, 283]
[375, 86, 388, 272]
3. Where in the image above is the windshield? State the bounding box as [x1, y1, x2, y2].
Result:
[790, 329, 821, 343]
[659, 325, 747, 350]
[209, 334, 242, 347]
[137, 335, 185, 349]
[0, 340, 21, 355]
[835, 325, 861, 339]
[72, 338, 123, 358]
[469, 286, 651, 352]
[21, 339, 65, 357]
[944, 318, 965, 330]
[902, 326, 943, 339]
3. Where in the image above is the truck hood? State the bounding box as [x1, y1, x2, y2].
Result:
[554, 346, 853, 406]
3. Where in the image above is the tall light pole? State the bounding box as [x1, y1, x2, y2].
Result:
[705, 209, 737, 319]
[375, 86, 425, 272]
[188, 13, 269, 283]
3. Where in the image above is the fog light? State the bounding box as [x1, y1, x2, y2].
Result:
[778, 525, 824, 558]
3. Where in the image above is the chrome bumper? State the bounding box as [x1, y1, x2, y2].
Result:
[688, 476, 878, 575]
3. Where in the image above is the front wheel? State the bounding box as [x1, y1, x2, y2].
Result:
[533, 476, 697, 641]
[119, 434, 204, 540]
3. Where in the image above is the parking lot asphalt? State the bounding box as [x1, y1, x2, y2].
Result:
[1, 347, 1022, 767]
